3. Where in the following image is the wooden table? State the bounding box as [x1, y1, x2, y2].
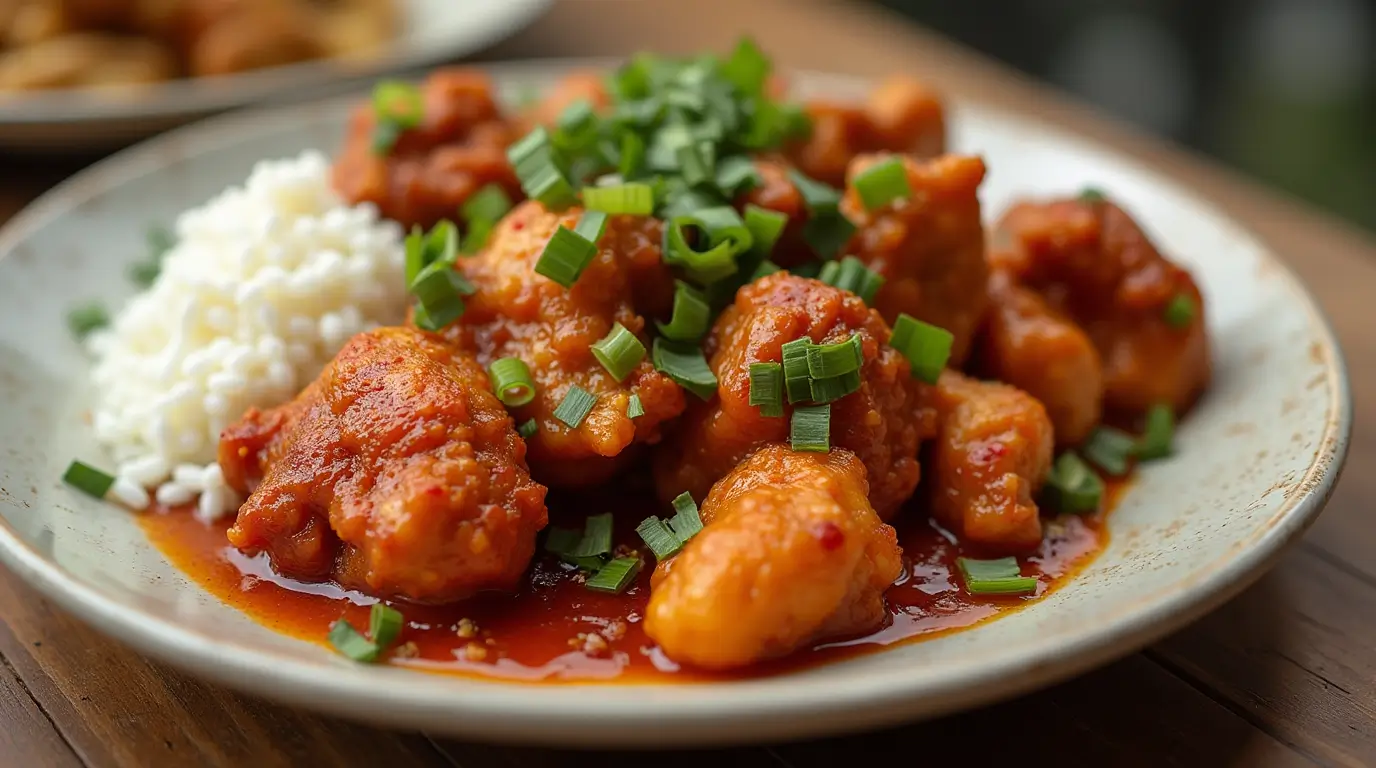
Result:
[3, 1, 1374, 765]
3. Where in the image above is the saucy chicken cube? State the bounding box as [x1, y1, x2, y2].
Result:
[441, 201, 684, 488]
[645, 445, 902, 670]
[989, 195, 1211, 414]
[841, 153, 989, 366]
[653, 272, 934, 519]
[333, 68, 522, 230]
[929, 370, 1054, 555]
[220, 326, 548, 604]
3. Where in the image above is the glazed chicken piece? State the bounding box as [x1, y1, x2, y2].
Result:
[220, 326, 548, 604]
[645, 445, 902, 670]
[929, 370, 1054, 555]
[841, 153, 989, 367]
[990, 195, 1210, 414]
[975, 271, 1104, 446]
[333, 68, 521, 230]
[520, 70, 611, 130]
[440, 201, 684, 488]
[785, 75, 946, 188]
[653, 272, 934, 519]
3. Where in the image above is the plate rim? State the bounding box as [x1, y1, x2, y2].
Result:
[0, 61, 1354, 747]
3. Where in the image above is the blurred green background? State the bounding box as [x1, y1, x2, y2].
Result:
[876, 0, 1376, 233]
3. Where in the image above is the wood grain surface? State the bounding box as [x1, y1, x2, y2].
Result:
[1, 1, 1374, 766]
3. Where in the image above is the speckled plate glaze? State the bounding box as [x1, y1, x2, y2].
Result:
[0, 64, 1351, 748]
[0, 0, 551, 151]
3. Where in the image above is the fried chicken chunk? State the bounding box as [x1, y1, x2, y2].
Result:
[220, 327, 548, 604]
[440, 201, 684, 488]
[838, 153, 989, 367]
[929, 370, 1054, 555]
[990, 196, 1211, 414]
[654, 272, 934, 518]
[975, 271, 1104, 446]
[333, 68, 521, 230]
[645, 445, 902, 670]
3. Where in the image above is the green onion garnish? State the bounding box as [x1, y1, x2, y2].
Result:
[806, 334, 863, 379]
[957, 557, 1038, 595]
[518, 418, 538, 439]
[1043, 452, 1104, 514]
[718, 36, 770, 95]
[788, 168, 842, 215]
[818, 256, 885, 304]
[582, 183, 655, 215]
[369, 603, 404, 651]
[62, 460, 114, 499]
[590, 322, 647, 382]
[544, 526, 580, 556]
[715, 155, 762, 197]
[668, 491, 704, 541]
[626, 393, 645, 418]
[890, 313, 953, 384]
[328, 603, 405, 662]
[585, 556, 643, 593]
[1078, 187, 1107, 203]
[535, 222, 600, 288]
[676, 142, 716, 188]
[656, 281, 711, 342]
[508, 126, 577, 209]
[853, 157, 912, 211]
[664, 206, 753, 285]
[636, 517, 682, 560]
[67, 303, 109, 341]
[461, 184, 513, 227]
[652, 338, 718, 400]
[412, 299, 465, 332]
[743, 204, 787, 258]
[1082, 426, 1136, 477]
[554, 99, 599, 150]
[370, 81, 424, 155]
[748, 361, 784, 417]
[575, 210, 609, 243]
[572, 512, 614, 558]
[1163, 293, 1196, 329]
[781, 337, 814, 403]
[553, 385, 598, 428]
[408, 256, 474, 331]
[751, 259, 782, 280]
[809, 370, 862, 404]
[488, 357, 536, 407]
[1135, 404, 1175, 460]
[802, 214, 857, 260]
[790, 403, 832, 452]
[618, 131, 645, 177]
[405, 220, 459, 286]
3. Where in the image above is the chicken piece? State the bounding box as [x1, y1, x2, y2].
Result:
[929, 370, 1054, 555]
[841, 153, 989, 367]
[654, 272, 934, 518]
[439, 201, 683, 488]
[188, 3, 321, 76]
[976, 271, 1104, 446]
[333, 68, 522, 230]
[0, 32, 177, 91]
[220, 327, 548, 604]
[521, 70, 611, 130]
[646, 445, 902, 670]
[785, 75, 946, 188]
[990, 196, 1211, 413]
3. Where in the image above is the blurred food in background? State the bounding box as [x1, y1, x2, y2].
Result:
[0, 0, 399, 94]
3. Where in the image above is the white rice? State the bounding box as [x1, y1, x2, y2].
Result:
[87, 151, 407, 522]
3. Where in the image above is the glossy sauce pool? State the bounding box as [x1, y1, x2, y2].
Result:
[139, 481, 1122, 683]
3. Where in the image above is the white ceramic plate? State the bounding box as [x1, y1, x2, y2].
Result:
[0, 0, 550, 151]
[0, 63, 1351, 748]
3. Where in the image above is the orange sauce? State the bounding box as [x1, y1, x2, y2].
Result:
[138, 481, 1123, 683]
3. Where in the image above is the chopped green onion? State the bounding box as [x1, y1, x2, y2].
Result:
[802, 214, 857, 260]
[409, 257, 473, 331]
[370, 122, 403, 156]
[818, 256, 885, 304]
[591, 322, 647, 382]
[544, 526, 580, 556]
[618, 131, 645, 177]
[748, 362, 784, 417]
[535, 224, 599, 288]
[585, 556, 643, 593]
[553, 385, 598, 428]
[1043, 452, 1104, 514]
[370, 81, 424, 154]
[368, 603, 404, 651]
[461, 184, 513, 226]
[626, 393, 645, 418]
[554, 99, 598, 148]
[636, 517, 682, 560]
[853, 157, 912, 211]
[652, 338, 718, 400]
[1135, 404, 1175, 460]
[575, 210, 610, 243]
[790, 403, 832, 452]
[460, 220, 494, 255]
[62, 460, 114, 499]
[788, 168, 842, 216]
[676, 142, 716, 188]
[1082, 426, 1136, 477]
[67, 304, 109, 341]
[412, 298, 465, 332]
[809, 370, 862, 404]
[656, 281, 711, 341]
[582, 183, 655, 215]
[508, 127, 577, 208]
[890, 313, 953, 384]
[664, 206, 753, 284]
[1163, 293, 1196, 329]
[744, 205, 788, 258]
[488, 357, 536, 407]
[806, 334, 863, 379]
[781, 337, 813, 403]
[668, 491, 704, 541]
[328, 619, 381, 662]
[572, 512, 614, 558]
[957, 557, 1038, 596]
[405, 220, 460, 285]
[715, 155, 762, 196]
[718, 36, 770, 95]
[1078, 187, 1107, 203]
[750, 259, 782, 280]
[518, 418, 538, 439]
